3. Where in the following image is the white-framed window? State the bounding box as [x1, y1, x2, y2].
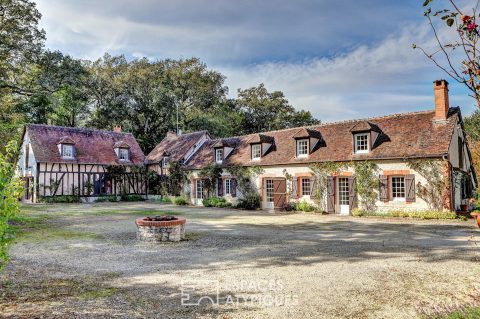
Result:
[251, 144, 261, 160]
[265, 179, 274, 202]
[354, 133, 369, 154]
[196, 179, 203, 199]
[119, 148, 129, 161]
[224, 179, 232, 195]
[162, 156, 170, 168]
[391, 176, 405, 199]
[215, 148, 223, 163]
[301, 178, 311, 196]
[296, 139, 309, 157]
[62, 144, 74, 158]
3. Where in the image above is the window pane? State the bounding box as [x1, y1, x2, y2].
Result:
[297, 140, 308, 156]
[119, 148, 128, 160]
[339, 178, 349, 205]
[266, 180, 274, 202]
[63, 145, 73, 157]
[301, 178, 311, 196]
[196, 180, 203, 199]
[355, 134, 369, 152]
[216, 149, 223, 162]
[225, 179, 231, 194]
[391, 177, 405, 198]
[252, 144, 261, 159]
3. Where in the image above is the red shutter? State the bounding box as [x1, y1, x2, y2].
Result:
[327, 176, 335, 213]
[405, 174, 415, 202]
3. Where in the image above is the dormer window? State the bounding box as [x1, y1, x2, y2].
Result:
[296, 139, 309, 157]
[162, 156, 170, 168]
[354, 133, 369, 154]
[62, 144, 74, 158]
[251, 144, 261, 160]
[215, 148, 223, 163]
[119, 148, 129, 161]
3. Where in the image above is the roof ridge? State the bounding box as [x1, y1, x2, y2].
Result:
[27, 124, 133, 135]
[211, 109, 437, 141]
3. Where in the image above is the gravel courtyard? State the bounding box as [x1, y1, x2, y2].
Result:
[1, 202, 480, 319]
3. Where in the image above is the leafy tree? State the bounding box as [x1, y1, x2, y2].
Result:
[0, 141, 24, 270]
[236, 83, 320, 134]
[464, 110, 480, 141]
[0, 0, 45, 95]
[415, 0, 480, 106]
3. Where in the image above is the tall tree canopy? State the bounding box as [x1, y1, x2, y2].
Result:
[236, 83, 320, 134]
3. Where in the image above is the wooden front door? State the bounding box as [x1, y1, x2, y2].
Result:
[263, 178, 287, 210]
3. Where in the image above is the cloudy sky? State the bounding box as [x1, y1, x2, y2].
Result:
[34, 0, 477, 122]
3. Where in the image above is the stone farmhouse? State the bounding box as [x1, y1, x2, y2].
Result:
[16, 125, 146, 202]
[146, 80, 477, 214]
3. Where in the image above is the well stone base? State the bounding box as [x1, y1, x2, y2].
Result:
[135, 217, 186, 242]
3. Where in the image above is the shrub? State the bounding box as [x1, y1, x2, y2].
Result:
[389, 210, 456, 219]
[283, 202, 295, 212]
[173, 196, 188, 206]
[95, 195, 118, 202]
[203, 196, 232, 208]
[294, 200, 317, 212]
[352, 208, 365, 217]
[158, 197, 172, 203]
[39, 195, 81, 203]
[120, 194, 145, 202]
[236, 194, 261, 210]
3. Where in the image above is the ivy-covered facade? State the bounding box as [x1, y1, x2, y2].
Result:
[150, 80, 477, 214]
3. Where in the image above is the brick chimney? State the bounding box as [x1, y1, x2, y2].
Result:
[113, 125, 122, 133]
[434, 79, 450, 121]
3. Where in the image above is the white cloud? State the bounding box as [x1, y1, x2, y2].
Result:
[219, 25, 477, 122]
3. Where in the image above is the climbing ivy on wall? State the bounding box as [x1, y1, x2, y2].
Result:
[406, 158, 446, 211]
[198, 165, 223, 197]
[227, 166, 264, 197]
[353, 161, 380, 212]
[309, 161, 349, 212]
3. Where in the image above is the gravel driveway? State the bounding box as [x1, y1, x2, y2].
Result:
[1, 202, 479, 318]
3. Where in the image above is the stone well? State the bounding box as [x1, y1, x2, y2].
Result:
[135, 216, 186, 242]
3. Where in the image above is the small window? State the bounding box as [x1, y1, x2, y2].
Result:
[391, 176, 405, 199]
[296, 139, 309, 157]
[224, 179, 232, 195]
[62, 144, 74, 158]
[119, 148, 129, 161]
[354, 133, 369, 154]
[162, 156, 170, 168]
[215, 148, 223, 163]
[196, 179, 203, 199]
[301, 178, 311, 196]
[251, 144, 261, 160]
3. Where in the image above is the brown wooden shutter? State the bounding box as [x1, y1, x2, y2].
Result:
[192, 179, 196, 199]
[231, 178, 237, 197]
[379, 175, 388, 202]
[217, 178, 223, 197]
[327, 176, 335, 213]
[291, 178, 298, 198]
[405, 174, 415, 202]
[349, 177, 357, 210]
[297, 177, 301, 198]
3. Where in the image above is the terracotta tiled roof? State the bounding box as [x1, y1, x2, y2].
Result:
[26, 124, 145, 165]
[184, 108, 460, 169]
[145, 131, 208, 164]
[113, 141, 130, 149]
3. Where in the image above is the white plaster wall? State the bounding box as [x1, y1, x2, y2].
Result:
[187, 159, 444, 212]
[16, 132, 37, 178]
